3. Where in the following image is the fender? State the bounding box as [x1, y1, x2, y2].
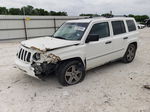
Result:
[46, 44, 86, 65]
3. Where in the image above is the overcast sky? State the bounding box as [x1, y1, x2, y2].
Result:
[1, 0, 150, 16]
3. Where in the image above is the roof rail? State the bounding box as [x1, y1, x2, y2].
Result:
[85, 15, 129, 19]
[104, 15, 128, 18]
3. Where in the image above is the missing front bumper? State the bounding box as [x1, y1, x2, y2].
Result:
[16, 58, 57, 80]
[15, 59, 37, 78]
[31, 62, 56, 79]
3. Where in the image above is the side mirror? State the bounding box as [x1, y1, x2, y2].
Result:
[85, 34, 99, 43]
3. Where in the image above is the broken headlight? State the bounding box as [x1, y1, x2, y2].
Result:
[33, 53, 41, 61]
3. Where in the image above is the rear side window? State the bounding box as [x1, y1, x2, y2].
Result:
[89, 22, 110, 38]
[126, 20, 136, 32]
[112, 21, 126, 35]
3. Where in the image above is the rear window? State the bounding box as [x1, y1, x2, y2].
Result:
[126, 20, 136, 32]
[112, 21, 126, 35]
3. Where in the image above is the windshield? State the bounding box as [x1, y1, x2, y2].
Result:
[53, 23, 89, 41]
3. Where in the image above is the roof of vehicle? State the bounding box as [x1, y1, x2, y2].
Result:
[67, 17, 135, 23]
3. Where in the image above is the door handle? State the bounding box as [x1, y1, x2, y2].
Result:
[123, 37, 128, 40]
[105, 41, 112, 44]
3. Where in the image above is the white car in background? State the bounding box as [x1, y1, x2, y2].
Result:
[137, 23, 146, 29]
[16, 17, 139, 86]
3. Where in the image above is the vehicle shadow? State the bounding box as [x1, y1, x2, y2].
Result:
[22, 60, 124, 88]
[86, 61, 123, 75]
[50, 61, 122, 83]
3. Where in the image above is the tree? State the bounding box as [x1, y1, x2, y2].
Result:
[33, 8, 49, 15]
[0, 5, 68, 16]
[128, 14, 134, 18]
[49, 11, 68, 16]
[80, 14, 99, 17]
[101, 13, 113, 18]
[0, 7, 8, 15]
[9, 8, 22, 15]
[128, 14, 149, 23]
[21, 5, 34, 15]
[57, 11, 68, 16]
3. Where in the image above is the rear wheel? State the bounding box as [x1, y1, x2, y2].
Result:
[57, 60, 85, 86]
[122, 44, 137, 63]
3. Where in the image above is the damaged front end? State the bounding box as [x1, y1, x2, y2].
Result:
[17, 36, 80, 80]
[31, 62, 57, 79]
[30, 47, 61, 79]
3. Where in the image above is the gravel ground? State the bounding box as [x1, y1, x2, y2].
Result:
[0, 28, 150, 112]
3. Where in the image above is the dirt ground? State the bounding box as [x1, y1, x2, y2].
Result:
[0, 28, 150, 112]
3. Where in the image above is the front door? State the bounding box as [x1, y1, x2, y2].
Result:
[85, 22, 114, 70]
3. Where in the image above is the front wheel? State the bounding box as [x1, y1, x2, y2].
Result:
[57, 60, 85, 86]
[122, 44, 137, 63]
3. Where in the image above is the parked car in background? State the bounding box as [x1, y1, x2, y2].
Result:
[137, 24, 146, 29]
[15, 17, 139, 86]
[146, 19, 150, 27]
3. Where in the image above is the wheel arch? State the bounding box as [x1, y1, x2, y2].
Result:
[129, 42, 137, 50]
[59, 57, 86, 68]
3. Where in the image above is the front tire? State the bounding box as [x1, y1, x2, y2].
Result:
[122, 44, 137, 63]
[57, 60, 85, 86]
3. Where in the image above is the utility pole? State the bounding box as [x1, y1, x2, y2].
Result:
[110, 11, 112, 15]
[23, 7, 26, 16]
[22, 7, 28, 40]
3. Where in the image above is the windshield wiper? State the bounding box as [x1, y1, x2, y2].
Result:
[54, 36, 65, 40]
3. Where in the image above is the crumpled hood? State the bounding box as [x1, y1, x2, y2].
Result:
[21, 37, 80, 51]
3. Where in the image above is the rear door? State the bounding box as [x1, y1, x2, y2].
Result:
[110, 20, 128, 58]
[125, 19, 138, 49]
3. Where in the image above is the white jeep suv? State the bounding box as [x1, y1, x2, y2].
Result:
[15, 17, 139, 86]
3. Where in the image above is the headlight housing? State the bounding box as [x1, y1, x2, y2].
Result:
[33, 53, 41, 61]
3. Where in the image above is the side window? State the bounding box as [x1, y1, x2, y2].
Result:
[126, 20, 136, 32]
[112, 21, 126, 35]
[89, 22, 110, 38]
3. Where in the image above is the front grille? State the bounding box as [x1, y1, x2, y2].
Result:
[18, 48, 31, 62]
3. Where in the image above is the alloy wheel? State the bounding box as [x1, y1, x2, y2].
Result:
[65, 65, 82, 85]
